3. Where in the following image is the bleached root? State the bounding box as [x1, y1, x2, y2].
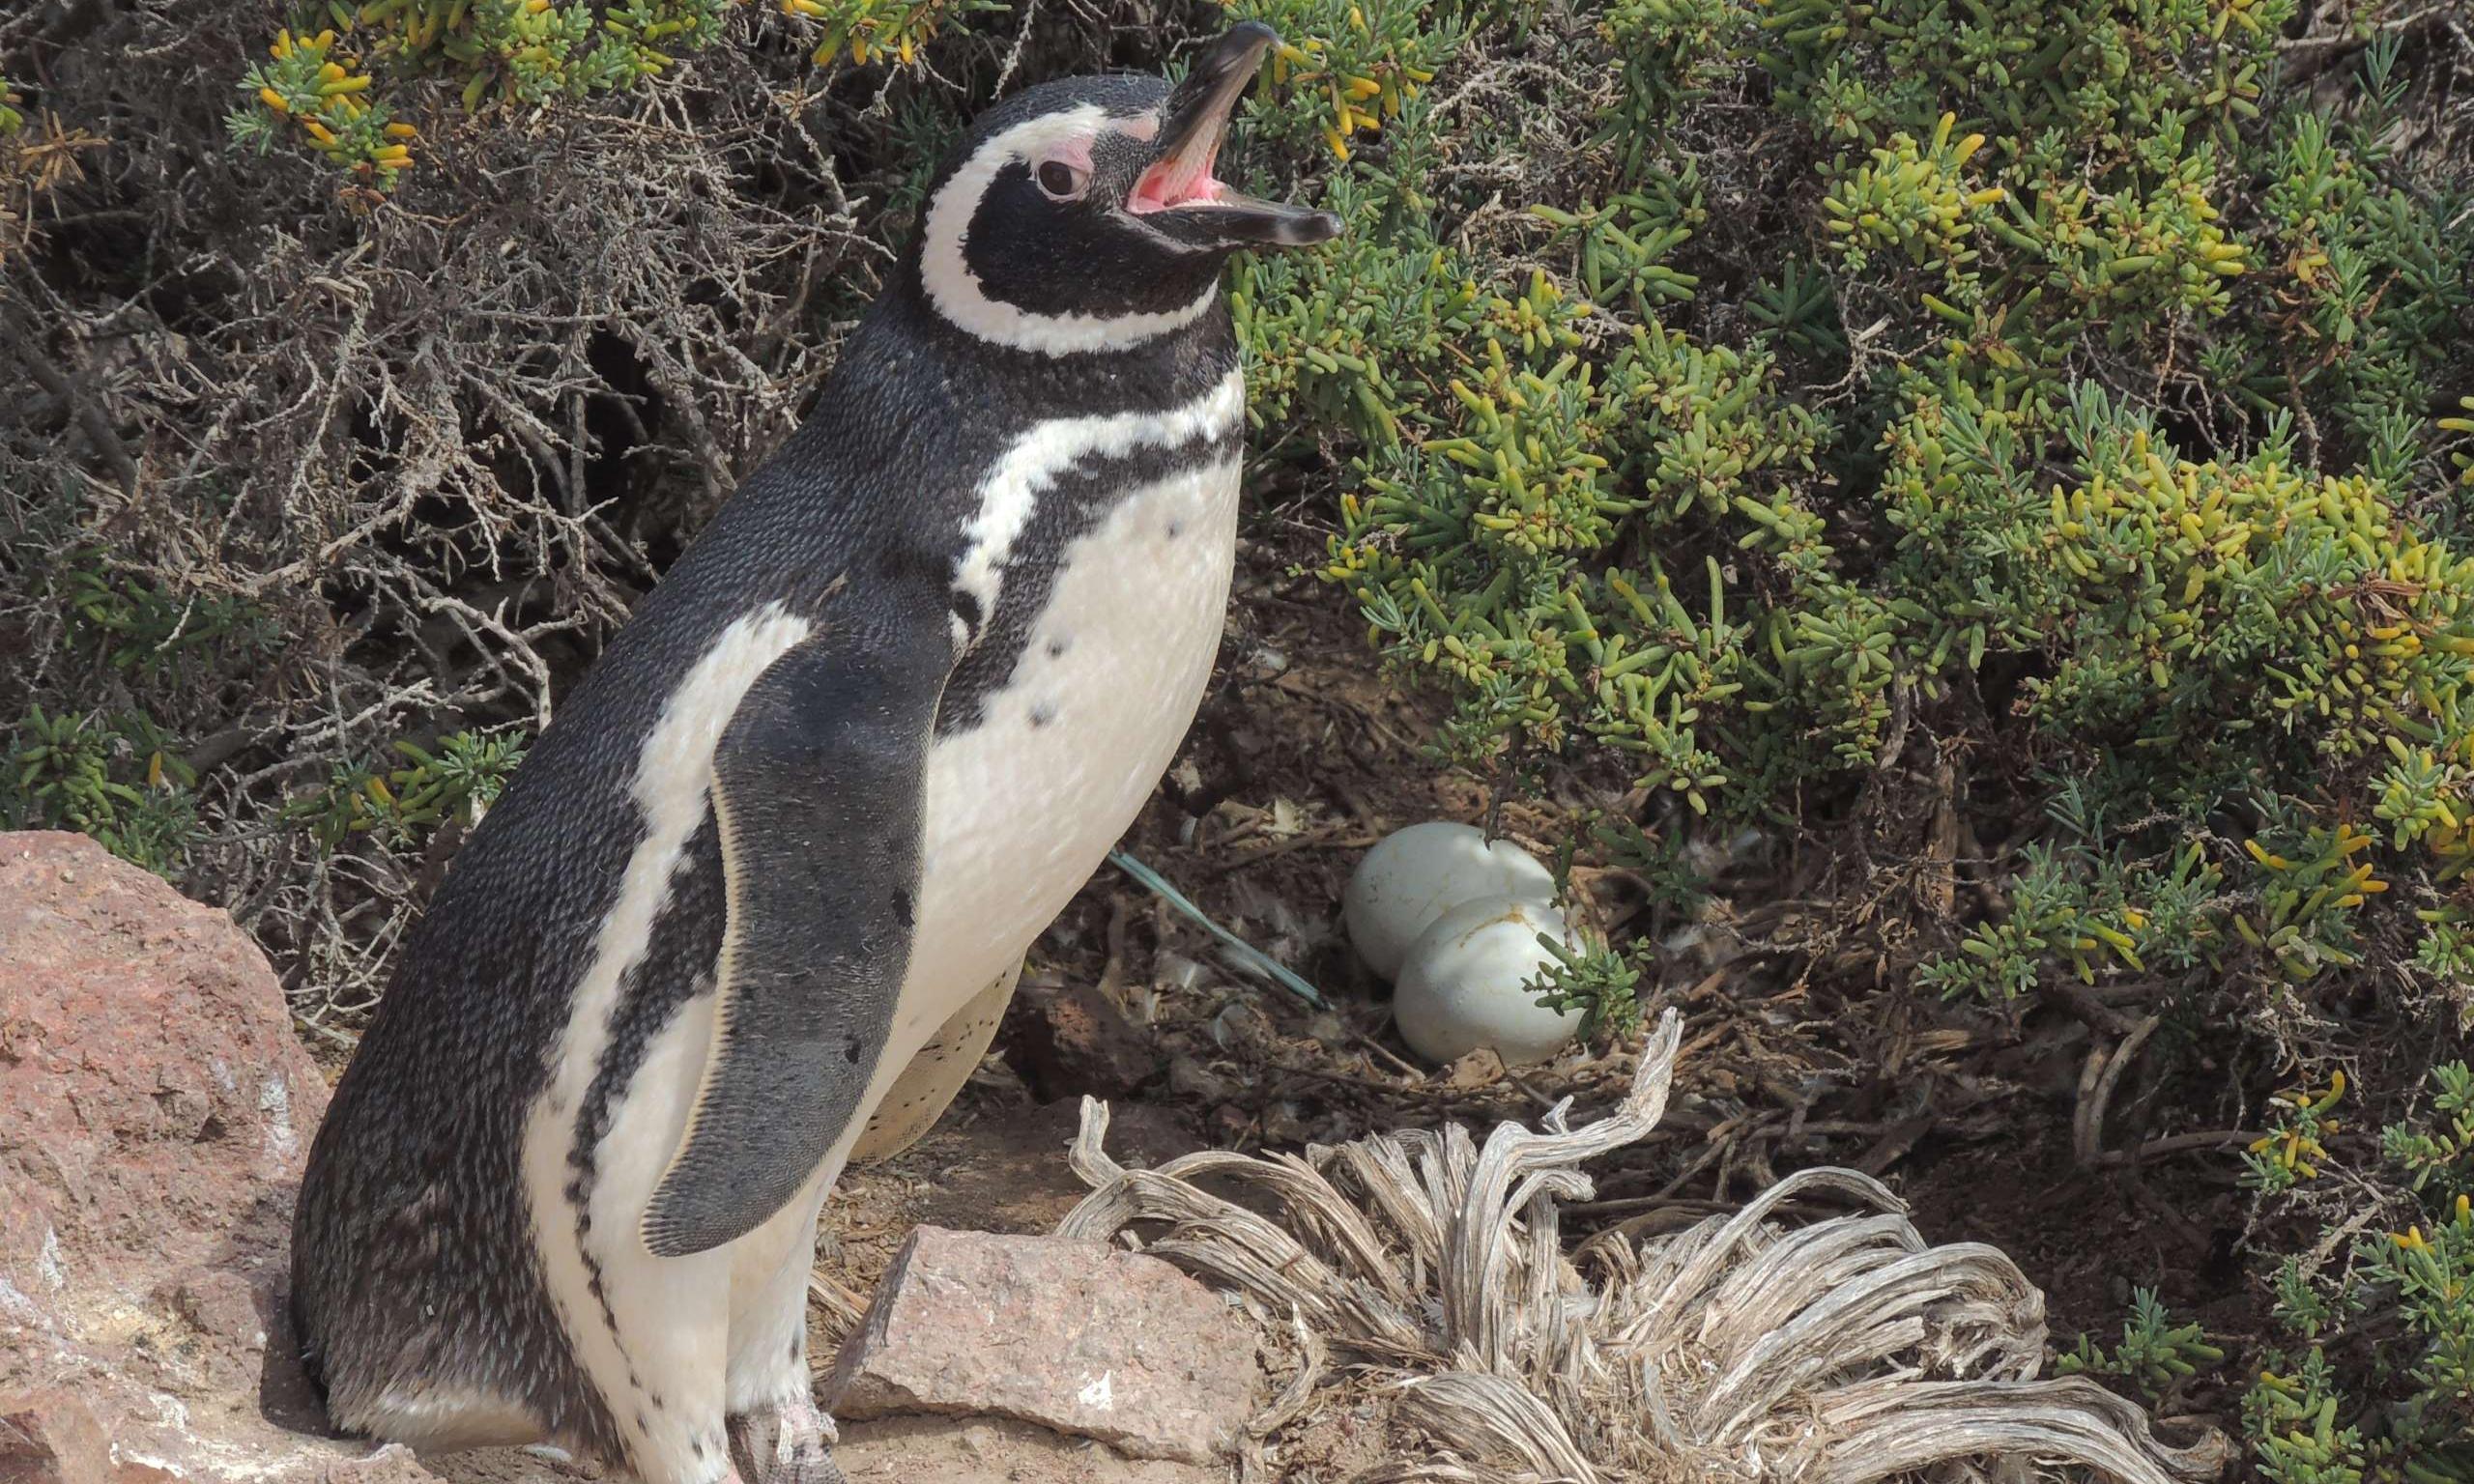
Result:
[1060, 1010, 2231, 1484]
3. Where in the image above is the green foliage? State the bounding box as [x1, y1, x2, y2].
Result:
[286, 729, 529, 849]
[2243, 1070, 2345, 1195]
[2057, 1287, 2225, 1400]
[1524, 934, 1643, 1043]
[0, 74, 24, 135]
[229, 0, 741, 188]
[1586, 812, 1712, 920]
[1230, 9, 2470, 1470]
[2239, 1063, 2474, 1484]
[1233, 172, 1482, 449]
[1219, 0, 1449, 161]
[58, 553, 281, 685]
[231, 23, 417, 186]
[2245, 1348, 2372, 1484]
[1919, 785, 2223, 997]
[2385, 1062, 2474, 1203]
[2, 707, 201, 875]
[2445, 396, 2474, 496]
[777, 0, 1000, 70]
[1271, 0, 2472, 1017]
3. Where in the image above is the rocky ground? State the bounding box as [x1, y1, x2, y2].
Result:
[0, 815, 2241, 1484]
[0, 831, 1262, 1484]
[0, 533, 2262, 1483]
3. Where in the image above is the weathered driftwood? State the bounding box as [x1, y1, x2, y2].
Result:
[1060, 1010, 2230, 1484]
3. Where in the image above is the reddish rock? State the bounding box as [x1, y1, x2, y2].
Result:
[825, 1227, 1260, 1465]
[0, 832, 324, 1314]
[0, 833, 458, 1482]
[1000, 980, 1163, 1100]
[0, 1388, 112, 1484]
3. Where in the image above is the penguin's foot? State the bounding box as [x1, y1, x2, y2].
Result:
[726, 1396, 842, 1484]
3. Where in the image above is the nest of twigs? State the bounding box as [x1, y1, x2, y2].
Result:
[1060, 1010, 2233, 1484]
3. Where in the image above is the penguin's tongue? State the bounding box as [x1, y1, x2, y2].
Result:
[1128, 140, 1227, 214]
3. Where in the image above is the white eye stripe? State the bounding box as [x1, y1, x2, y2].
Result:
[919, 104, 1219, 357]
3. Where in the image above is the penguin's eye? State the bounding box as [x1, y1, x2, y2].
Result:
[1035, 159, 1087, 201]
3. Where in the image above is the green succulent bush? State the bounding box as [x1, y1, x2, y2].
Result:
[2, 706, 202, 875]
[1234, 5, 2472, 992]
[286, 729, 530, 849]
[227, 0, 750, 186]
[2058, 1286, 2228, 1400]
[1199, 0, 2474, 1468]
[2234, 1061, 2474, 1483]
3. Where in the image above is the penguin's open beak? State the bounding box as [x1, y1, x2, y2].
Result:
[1127, 22, 1342, 248]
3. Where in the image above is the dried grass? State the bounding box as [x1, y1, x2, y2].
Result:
[0, 0, 1194, 1025]
[1061, 1011, 2233, 1484]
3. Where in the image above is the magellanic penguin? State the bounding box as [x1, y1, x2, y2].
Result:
[288, 27, 1338, 1484]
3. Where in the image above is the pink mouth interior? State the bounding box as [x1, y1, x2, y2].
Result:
[1129, 142, 1227, 214]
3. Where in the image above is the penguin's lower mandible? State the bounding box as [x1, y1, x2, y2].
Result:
[287, 26, 1339, 1484]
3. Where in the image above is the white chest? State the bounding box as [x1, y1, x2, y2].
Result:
[897, 438, 1242, 1046]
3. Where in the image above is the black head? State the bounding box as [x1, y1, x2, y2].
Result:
[911, 24, 1342, 357]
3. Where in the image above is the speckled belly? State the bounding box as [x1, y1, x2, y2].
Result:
[895, 451, 1242, 1052]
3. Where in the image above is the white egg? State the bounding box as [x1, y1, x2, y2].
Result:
[1393, 896, 1584, 1066]
[1343, 821, 1558, 981]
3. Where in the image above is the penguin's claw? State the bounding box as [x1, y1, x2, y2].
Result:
[726, 1398, 843, 1484]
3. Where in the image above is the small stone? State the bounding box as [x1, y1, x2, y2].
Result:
[169, 1269, 266, 1346]
[832, 1417, 1226, 1484]
[1444, 1046, 1508, 1090]
[1166, 1056, 1232, 1105]
[826, 1227, 1261, 1465]
[1260, 1099, 1310, 1146]
[1000, 981, 1162, 1100]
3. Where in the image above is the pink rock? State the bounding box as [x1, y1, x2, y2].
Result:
[0, 833, 448, 1482]
[0, 1387, 112, 1484]
[824, 1227, 1261, 1466]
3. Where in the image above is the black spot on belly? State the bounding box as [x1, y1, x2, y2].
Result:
[1029, 700, 1056, 728]
[845, 1036, 866, 1064]
[1165, 518, 1184, 539]
[935, 426, 1236, 737]
[1047, 636, 1071, 658]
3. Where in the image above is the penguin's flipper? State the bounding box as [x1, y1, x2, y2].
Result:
[642, 624, 944, 1259]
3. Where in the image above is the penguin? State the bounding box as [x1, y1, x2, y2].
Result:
[287, 27, 1338, 1484]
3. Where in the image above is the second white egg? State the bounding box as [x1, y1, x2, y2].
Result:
[1393, 895, 1585, 1067]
